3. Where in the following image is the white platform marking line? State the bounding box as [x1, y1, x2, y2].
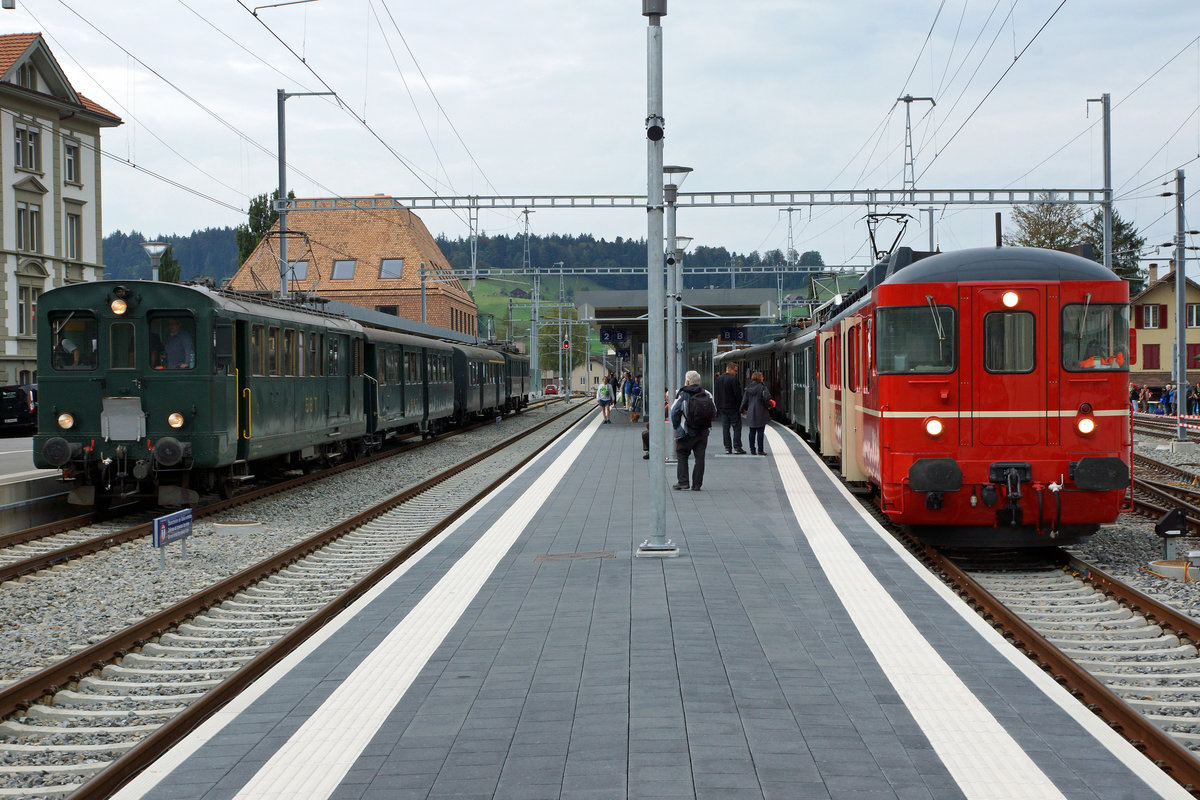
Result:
[112, 414, 600, 800]
[766, 427, 1067, 800]
[772, 425, 1194, 800]
[231, 416, 601, 800]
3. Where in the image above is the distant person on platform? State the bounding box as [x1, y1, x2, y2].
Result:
[740, 370, 773, 456]
[596, 379, 614, 423]
[165, 318, 195, 369]
[670, 370, 717, 491]
[714, 362, 746, 454]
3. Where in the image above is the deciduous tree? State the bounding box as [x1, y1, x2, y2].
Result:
[1003, 194, 1085, 250]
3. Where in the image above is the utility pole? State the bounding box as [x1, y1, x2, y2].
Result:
[639, 0, 675, 557]
[1175, 169, 1187, 444]
[469, 199, 479, 289]
[276, 88, 335, 299]
[556, 261, 565, 389]
[924, 207, 935, 251]
[898, 94, 935, 200]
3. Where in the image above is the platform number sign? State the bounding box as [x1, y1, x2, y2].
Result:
[600, 328, 627, 344]
[721, 327, 748, 342]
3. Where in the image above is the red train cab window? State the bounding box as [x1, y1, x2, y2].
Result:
[875, 305, 955, 374]
[1062, 303, 1130, 372]
[846, 326, 859, 392]
[983, 311, 1035, 373]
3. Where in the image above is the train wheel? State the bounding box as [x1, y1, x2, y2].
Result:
[218, 479, 235, 500]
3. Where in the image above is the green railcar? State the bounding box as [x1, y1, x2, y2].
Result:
[35, 281, 366, 505]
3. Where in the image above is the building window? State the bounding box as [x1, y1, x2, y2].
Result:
[380, 258, 405, 279]
[14, 124, 40, 171]
[17, 63, 34, 89]
[64, 141, 80, 184]
[375, 305, 398, 316]
[1188, 304, 1200, 328]
[331, 259, 356, 280]
[17, 285, 40, 336]
[1144, 344, 1161, 370]
[16, 202, 40, 252]
[289, 260, 308, 280]
[1143, 304, 1161, 329]
[65, 212, 81, 260]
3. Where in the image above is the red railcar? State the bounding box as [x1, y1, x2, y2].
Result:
[721, 246, 1132, 547]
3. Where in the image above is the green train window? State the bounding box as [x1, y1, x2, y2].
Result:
[250, 325, 265, 376]
[267, 327, 280, 375]
[296, 331, 306, 377]
[110, 322, 135, 370]
[148, 315, 195, 370]
[308, 333, 322, 376]
[283, 329, 295, 376]
[50, 312, 97, 371]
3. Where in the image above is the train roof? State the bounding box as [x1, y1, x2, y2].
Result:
[363, 326, 455, 352]
[883, 246, 1121, 285]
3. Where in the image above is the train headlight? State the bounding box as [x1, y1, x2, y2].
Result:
[110, 298, 128, 315]
[57, 412, 75, 430]
[1002, 291, 1019, 308]
[1076, 416, 1096, 435]
[924, 417, 944, 437]
[167, 412, 185, 429]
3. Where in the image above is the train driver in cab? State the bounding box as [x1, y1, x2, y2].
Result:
[165, 318, 195, 369]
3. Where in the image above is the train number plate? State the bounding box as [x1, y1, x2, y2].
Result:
[3, 418, 15, 423]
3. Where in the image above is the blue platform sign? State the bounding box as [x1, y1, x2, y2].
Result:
[600, 328, 628, 344]
[152, 508, 193, 548]
[721, 327, 748, 342]
[617, 349, 631, 359]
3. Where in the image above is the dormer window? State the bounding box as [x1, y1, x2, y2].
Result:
[16, 63, 34, 90]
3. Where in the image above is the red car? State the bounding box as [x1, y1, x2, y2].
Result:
[544, 385, 558, 395]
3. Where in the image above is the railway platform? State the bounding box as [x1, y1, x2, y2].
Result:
[114, 407, 1189, 800]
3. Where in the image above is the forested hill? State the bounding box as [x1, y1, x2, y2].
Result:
[102, 228, 240, 282]
[101, 229, 823, 289]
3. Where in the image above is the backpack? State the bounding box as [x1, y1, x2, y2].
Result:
[686, 391, 716, 430]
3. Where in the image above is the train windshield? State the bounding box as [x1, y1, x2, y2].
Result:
[49, 311, 97, 371]
[1062, 301, 1129, 371]
[875, 304, 956, 374]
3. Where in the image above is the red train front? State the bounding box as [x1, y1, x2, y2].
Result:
[830, 246, 1131, 547]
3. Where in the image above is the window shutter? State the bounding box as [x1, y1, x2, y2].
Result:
[1134, 305, 1143, 329]
[1188, 343, 1200, 367]
[1161, 305, 1169, 328]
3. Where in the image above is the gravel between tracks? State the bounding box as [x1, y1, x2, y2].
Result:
[0, 400, 592, 686]
[1064, 439, 1200, 624]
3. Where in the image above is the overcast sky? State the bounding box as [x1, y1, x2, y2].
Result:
[7, 0, 1200, 270]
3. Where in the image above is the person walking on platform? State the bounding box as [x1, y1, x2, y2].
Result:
[714, 362, 746, 454]
[596, 379, 614, 423]
[740, 370, 773, 456]
[670, 370, 717, 490]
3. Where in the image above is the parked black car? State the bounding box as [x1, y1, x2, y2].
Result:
[0, 384, 37, 434]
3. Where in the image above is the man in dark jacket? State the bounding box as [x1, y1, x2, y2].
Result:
[669, 370, 716, 491]
[714, 362, 746, 454]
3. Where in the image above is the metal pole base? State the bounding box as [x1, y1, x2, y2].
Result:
[637, 539, 679, 558]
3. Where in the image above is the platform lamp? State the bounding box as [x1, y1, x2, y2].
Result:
[663, 165, 692, 406]
[142, 241, 168, 282]
[671, 235, 692, 395]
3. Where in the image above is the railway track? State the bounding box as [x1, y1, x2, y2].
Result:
[1132, 453, 1200, 535]
[0, 398, 563, 585]
[919, 543, 1200, 794]
[0, 399, 590, 798]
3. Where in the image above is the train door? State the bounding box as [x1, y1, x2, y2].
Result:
[972, 287, 1043, 446]
[236, 320, 252, 460]
[842, 319, 867, 482]
[818, 329, 840, 458]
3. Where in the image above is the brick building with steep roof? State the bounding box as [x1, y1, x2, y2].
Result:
[228, 199, 477, 336]
[0, 32, 121, 385]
